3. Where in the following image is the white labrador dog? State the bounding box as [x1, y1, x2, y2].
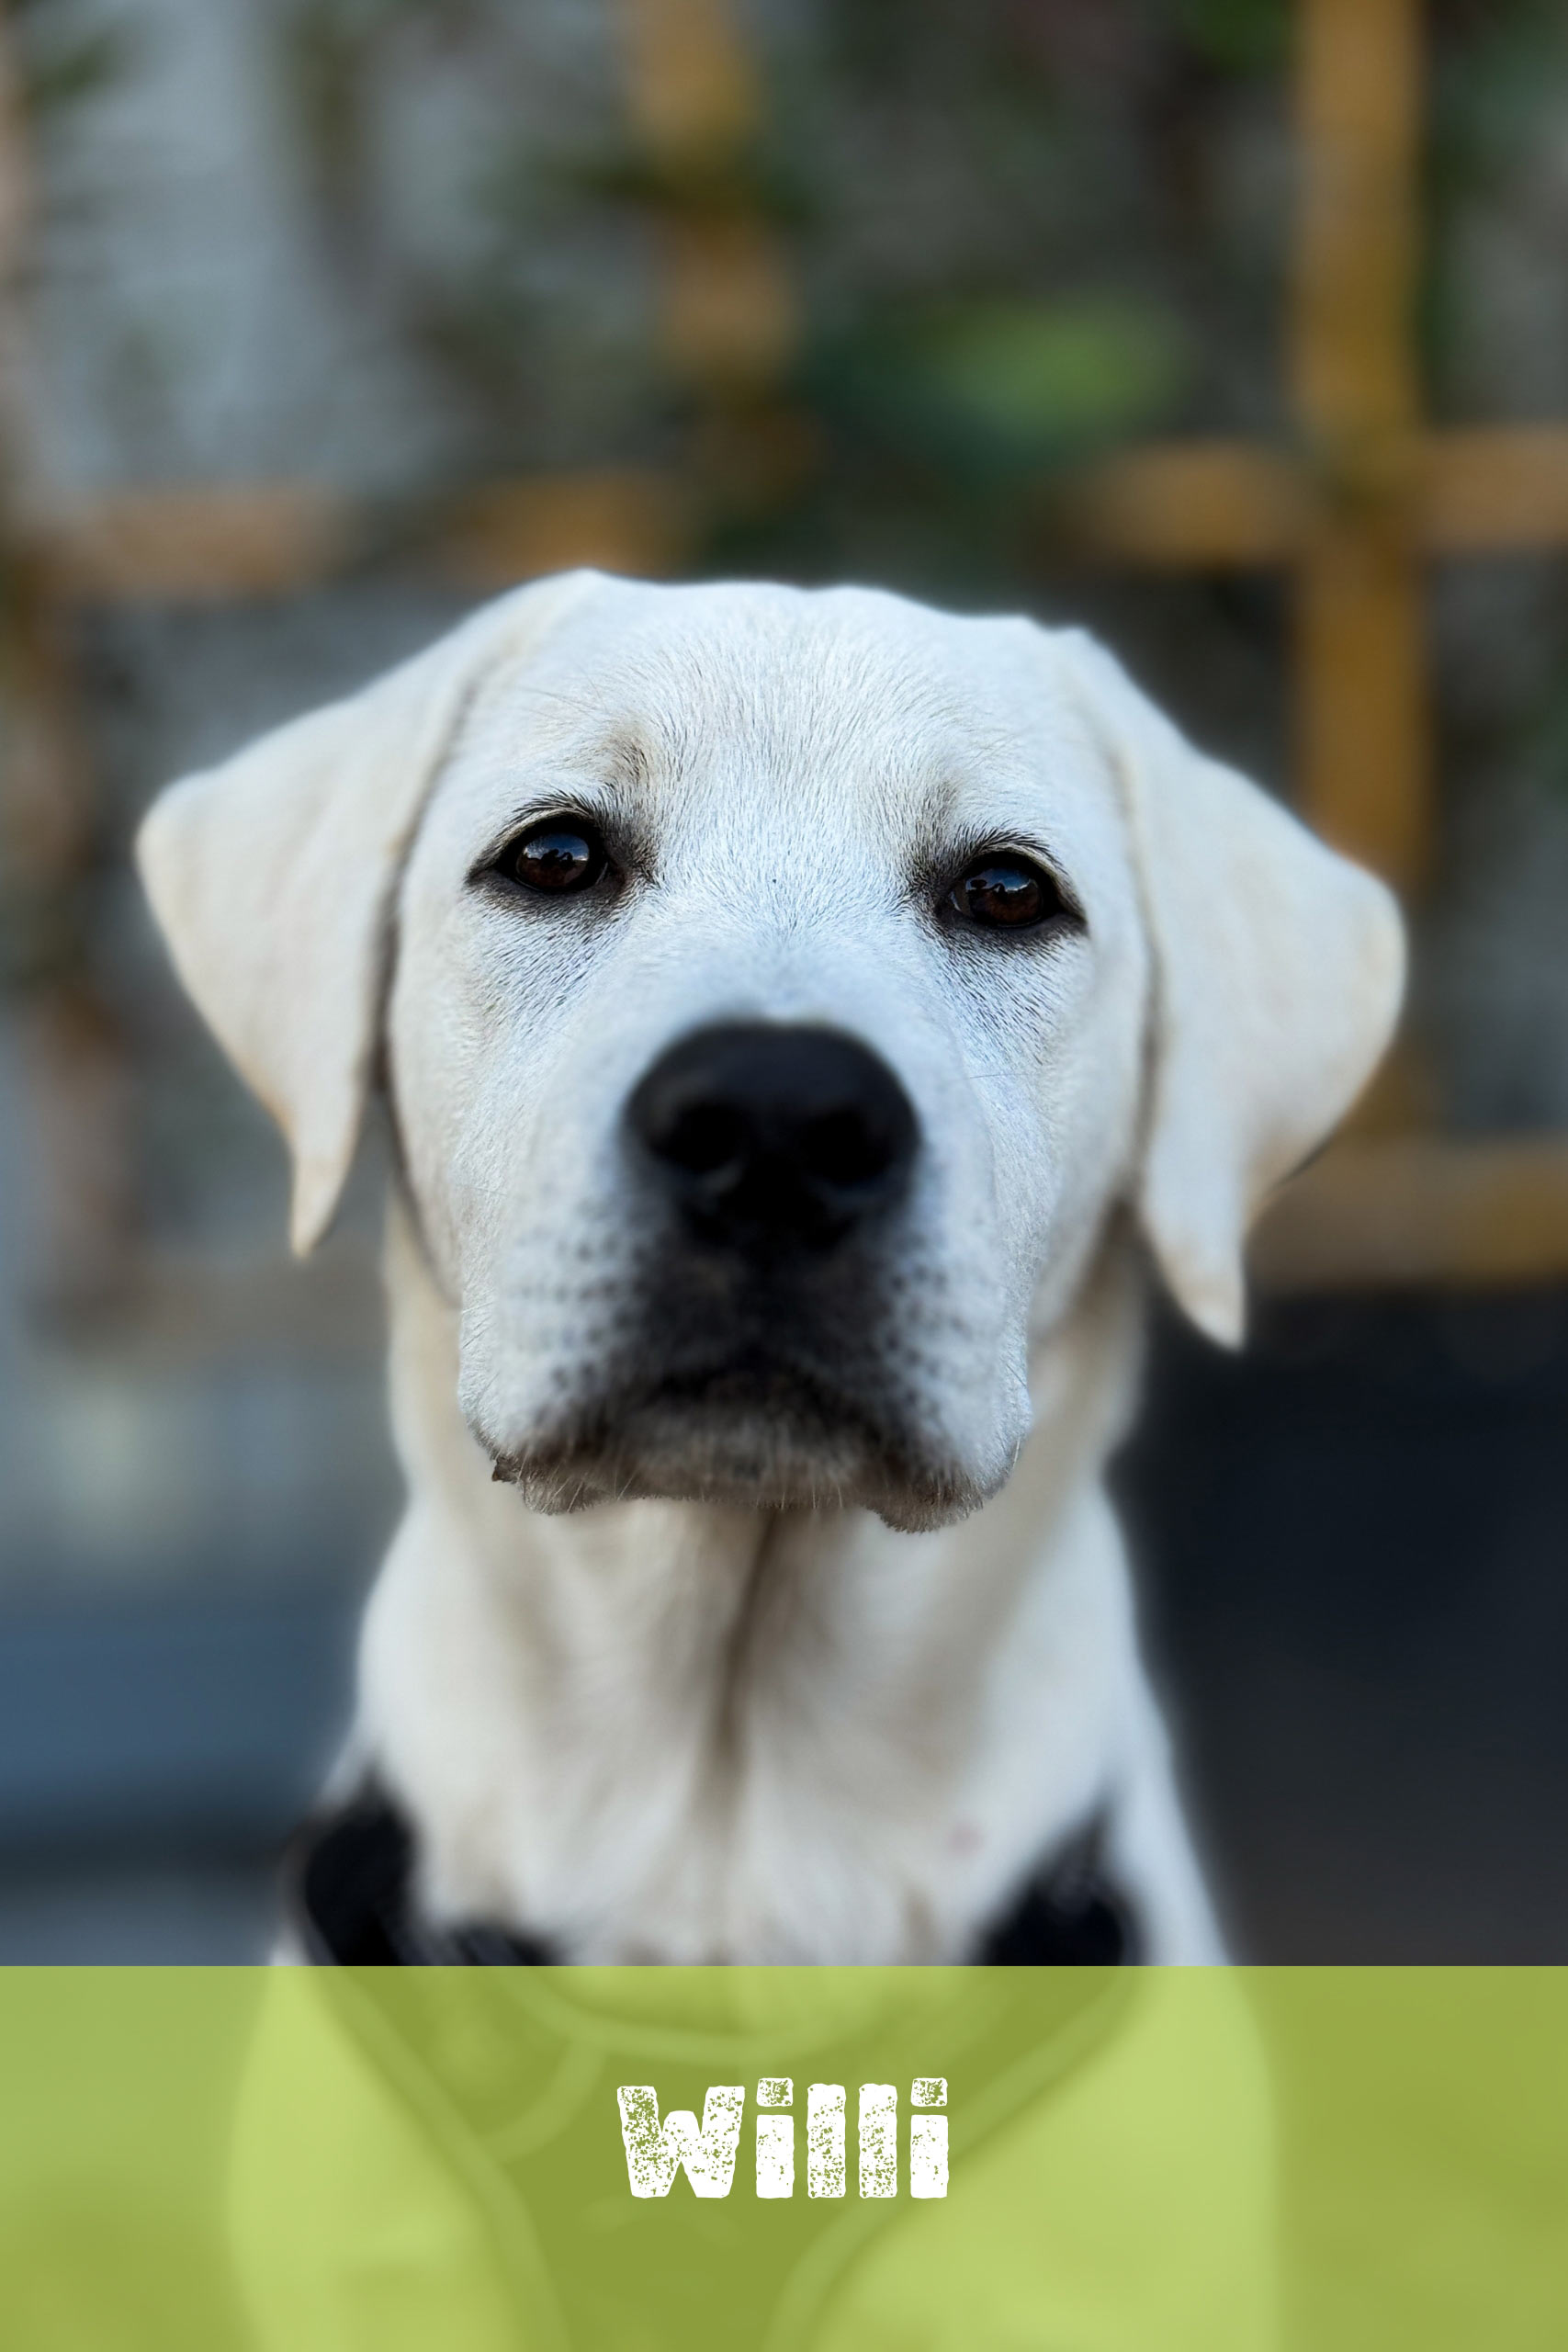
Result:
[138, 571, 1401, 1965]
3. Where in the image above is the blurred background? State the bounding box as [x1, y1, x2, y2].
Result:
[2, 0, 1567, 1960]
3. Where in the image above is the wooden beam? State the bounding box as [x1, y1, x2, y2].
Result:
[43, 484, 349, 601]
[38, 470, 694, 605]
[1052, 441, 1307, 566]
[1252, 1136, 1568, 1292]
[1058, 427, 1568, 570]
[422, 469, 694, 590]
[1420, 425, 1568, 554]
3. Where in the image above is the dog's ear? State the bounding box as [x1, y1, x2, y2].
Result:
[1055, 628, 1404, 1347]
[137, 570, 601, 1255]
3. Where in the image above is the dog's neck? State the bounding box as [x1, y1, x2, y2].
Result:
[354, 1190, 1150, 1962]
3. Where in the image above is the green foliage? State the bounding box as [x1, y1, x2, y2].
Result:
[1428, 0, 1568, 208]
[1174, 0, 1289, 77]
[7, 0, 137, 129]
[819, 296, 1190, 483]
[900, 296, 1190, 456]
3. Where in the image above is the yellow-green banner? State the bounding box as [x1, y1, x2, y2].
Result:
[0, 1966, 1563, 2349]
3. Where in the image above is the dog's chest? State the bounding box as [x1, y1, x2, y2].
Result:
[357, 1487, 1129, 1964]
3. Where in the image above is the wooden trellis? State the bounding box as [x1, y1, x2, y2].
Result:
[6, 0, 1568, 1322]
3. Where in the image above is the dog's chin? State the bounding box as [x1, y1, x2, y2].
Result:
[482, 1365, 990, 1534]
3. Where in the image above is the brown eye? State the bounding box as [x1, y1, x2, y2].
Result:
[501, 819, 610, 897]
[948, 854, 1070, 933]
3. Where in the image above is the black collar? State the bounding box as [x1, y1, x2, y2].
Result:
[287, 1788, 1135, 1967]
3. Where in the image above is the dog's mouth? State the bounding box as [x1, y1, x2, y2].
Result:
[483, 1350, 981, 1532]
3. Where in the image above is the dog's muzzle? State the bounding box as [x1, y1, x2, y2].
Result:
[484, 1023, 966, 1525]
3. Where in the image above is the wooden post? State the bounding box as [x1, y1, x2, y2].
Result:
[1291, 0, 1428, 899]
[0, 21, 134, 1306]
[612, 0, 794, 391]
[612, 0, 804, 517]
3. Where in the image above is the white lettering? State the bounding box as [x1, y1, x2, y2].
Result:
[807, 2083, 846, 2199]
[617, 2079, 947, 2199]
[858, 2083, 898, 2199]
[616, 2085, 745, 2199]
[756, 2077, 794, 2198]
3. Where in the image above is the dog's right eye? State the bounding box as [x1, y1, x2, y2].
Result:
[494, 819, 611, 898]
[944, 852, 1077, 934]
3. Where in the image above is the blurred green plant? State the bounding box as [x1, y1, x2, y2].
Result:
[5, 0, 137, 128]
[886, 294, 1189, 463]
[1175, 0, 1289, 77]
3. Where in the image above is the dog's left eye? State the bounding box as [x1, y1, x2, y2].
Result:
[496, 819, 611, 898]
[946, 854, 1074, 933]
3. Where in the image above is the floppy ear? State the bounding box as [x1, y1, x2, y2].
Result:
[1055, 628, 1405, 1347]
[137, 569, 601, 1255]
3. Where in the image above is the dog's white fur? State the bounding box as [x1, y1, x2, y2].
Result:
[138, 571, 1403, 1963]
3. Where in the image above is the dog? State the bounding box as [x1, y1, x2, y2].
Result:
[137, 570, 1402, 1968]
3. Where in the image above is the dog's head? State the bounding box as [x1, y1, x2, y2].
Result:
[138, 573, 1402, 1530]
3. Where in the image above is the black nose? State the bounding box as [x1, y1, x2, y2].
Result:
[627, 1023, 918, 1254]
